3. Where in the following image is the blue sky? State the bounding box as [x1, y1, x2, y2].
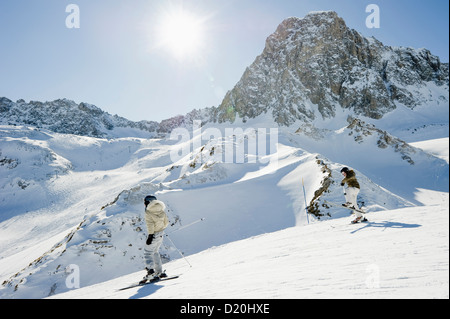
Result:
[0, 0, 448, 122]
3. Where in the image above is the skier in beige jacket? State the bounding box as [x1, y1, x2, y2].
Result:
[141, 195, 169, 283]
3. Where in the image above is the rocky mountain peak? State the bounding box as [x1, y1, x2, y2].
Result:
[265, 11, 347, 54]
[215, 11, 449, 126]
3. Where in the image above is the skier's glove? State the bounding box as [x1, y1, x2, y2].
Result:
[146, 234, 154, 245]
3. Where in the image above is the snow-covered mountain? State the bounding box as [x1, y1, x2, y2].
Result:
[215, 11, 449, 125]
[1, 13, 448, 135]
[0, 97, 160, 138]
[0, 11, 448, 299]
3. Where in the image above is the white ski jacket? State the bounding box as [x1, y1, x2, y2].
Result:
[145, 200, 169, 235]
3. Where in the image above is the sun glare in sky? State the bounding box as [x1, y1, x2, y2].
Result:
[154, 6, 207, 62]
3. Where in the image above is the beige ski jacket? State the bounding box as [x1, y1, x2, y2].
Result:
[145, 200, 169, 235]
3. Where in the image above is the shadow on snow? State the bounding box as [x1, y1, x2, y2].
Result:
[350, 220, 422, 234]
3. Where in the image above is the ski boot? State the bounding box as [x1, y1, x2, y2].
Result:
[159, 271, 168, 279]
[139, 268, 159, 284]
[351, 216, 368, 224]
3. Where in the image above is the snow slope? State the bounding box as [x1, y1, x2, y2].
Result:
[1, 117, 448, 299]
[49, 189, 449, 299]
[411, 138, 449, 164]
[0, 100, 448, 298]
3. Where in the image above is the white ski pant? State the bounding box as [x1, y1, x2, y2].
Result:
[345, 187, 362, 218]
[144, 231, 164, 274]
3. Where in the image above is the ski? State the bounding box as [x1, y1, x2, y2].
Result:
[323, 200, 367, 215]
[118, 276, 179, 291]
[350, 218, 369, 225]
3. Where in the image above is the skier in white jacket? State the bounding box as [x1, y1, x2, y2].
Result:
[141, 195, 169, 283]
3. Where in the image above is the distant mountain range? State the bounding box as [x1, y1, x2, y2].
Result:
[1, 12, 448, 139]
[0, 97, 160, 138]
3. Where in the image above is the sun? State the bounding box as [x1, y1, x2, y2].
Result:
[155, 7, 206, 62]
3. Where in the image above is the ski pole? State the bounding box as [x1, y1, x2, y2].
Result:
[165, 233, 192, 268]
[167, 218, 205, 235]
[302, 178, 310, 224]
